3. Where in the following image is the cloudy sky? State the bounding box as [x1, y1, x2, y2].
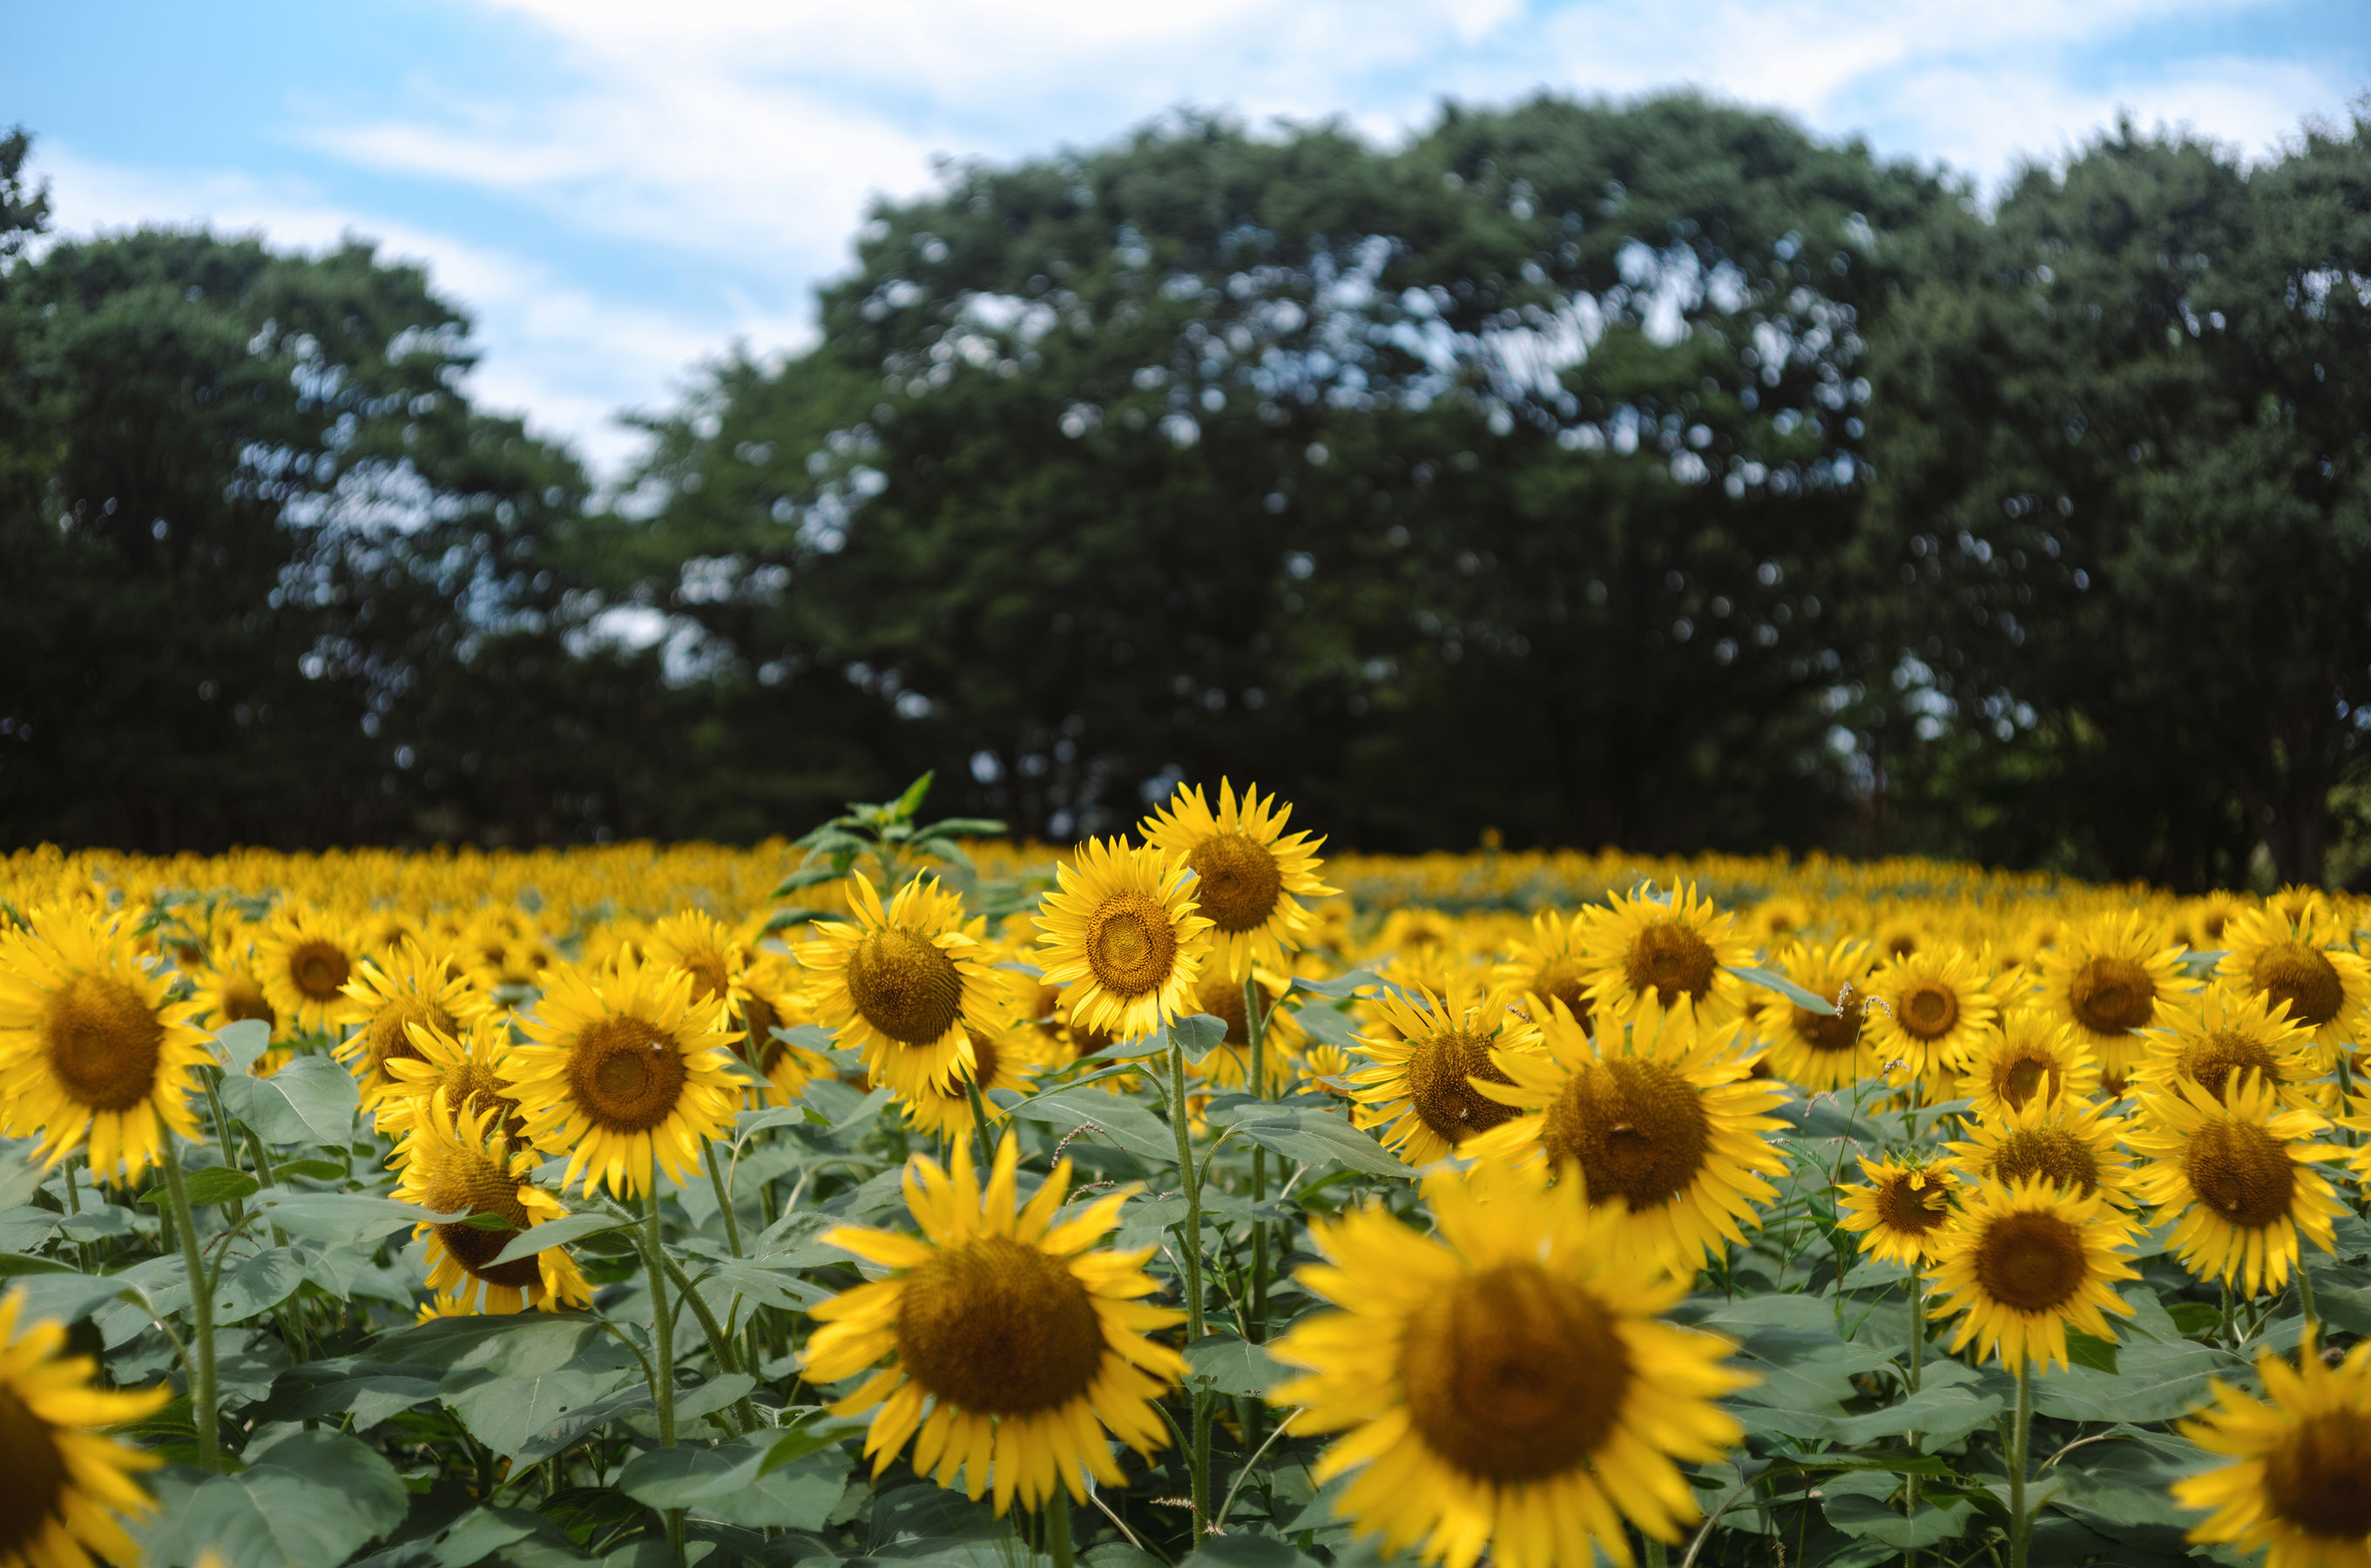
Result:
[10, 1, 2365, 476]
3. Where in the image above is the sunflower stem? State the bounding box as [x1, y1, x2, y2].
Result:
[1044, 1487, 1074, 1568]
[1244, 971, 1270, 1345]
[2296, 1260, 2319, 1333]
[1167, 1030, 1213, 1543]
[161, 1133, 221, 1471]
[964, 1075, 1000, 1180]
[704, 1140, 744, 1259]
[1643, 1538, 1668, 1568]
[2008, 1359, 2032, 1568]
[656, 1247, 759, 1435]
[1905, 1267, 1925, 1568]
[645, 1173, 677, 1448]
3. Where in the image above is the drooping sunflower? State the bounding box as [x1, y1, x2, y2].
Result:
[800, 875, 1003, 1098]
[0, 907, 212, 1180]
[2127, 1075, 2347, 1298]
[1946, 1094, 2135, 1207]
[738, 950, 834, 1107]
[1573, 884, 1756, 1028]
[1464, 1002, 1791, 1266]
[1140, 780, 1337, 972]
[1836, 1156, 1957, 1264]
[2175, 1325, 2371, 1568]
[506, 955, 743, 1200]
[1751, 938, 1881, 1092]
[2030, 910, 2192, 1085]
[802, 1132, 1186, 1516]
[1033, 840, 1213, 1043]
[1347, 978, 1542, 1166]
[2131, 979, 2325, 1112]
[895, 1019, 1037, 1140]
[189, 932, 279, 1041]
[1188, 962, 1302, 1096]
[389, 1090, 591, 1315]
[1925, 1176, 2138, 1372]
[0, 1288, 170, 1568]
[2219, 904, 2371, 1065]
[333, 939, 484, 1097]
[1493, 909, 1598, 1038]
[1862, 943, 1997, 1085]
[1955, 1010, 2100, 1118]
[1267, 1168, 1753, 1568]
[252, 903, 365, 1036]
[371, 1015, 523, 1143]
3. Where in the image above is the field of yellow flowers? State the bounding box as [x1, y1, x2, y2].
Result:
[3, 776, 2369, 1568]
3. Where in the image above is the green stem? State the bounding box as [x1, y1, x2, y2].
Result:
[646, 1174, 677, 1447]
[1244, 973, 1269, 1344]
[160, 1135, 220, 1471]
[963, 1076, 1000, 1178]
[1906, 1267, 1926, 1568]
[1643, 1538, 1668, 1568]
[2009, 1360, 2032, 1568]
[704, 1141, 744, 1259]
[1045, 1487, 1074, 1568]
[1167, 1031, 1209, 1543]
[200, 1074, 248, 1229]
[2297, 1261, 2319, 1334]
[656, 1250, 759, 1435]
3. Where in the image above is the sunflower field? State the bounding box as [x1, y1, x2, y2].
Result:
[3, 779, 2371, 1568]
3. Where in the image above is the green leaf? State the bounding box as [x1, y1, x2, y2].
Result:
[1179, 1537, 1324, 1568]
[2050, 1429, 2216, 1528]
[0, 1147, 45, 1211]
[213, 1247, 307, 1323]
[995, 1086, 1179, 1165]
[1823, 1490, 1974, 1549]
[1167, 1012, 1229, 1066]
[769, 864, 846, 898]
[920, 816, 1007, 839]
[1286, 970, 1388, 1000]
[487, 1209, 634, 1268]
[442, 1361, 639, 1458]
[1186, 1335, 1291, 1396]
[1725, 964, 1840, 1016]
[165, 1429, 407, 1568]
[764, 905, 838, 933]
[212, 1018, 273, 1073]
[2032, 1292, 2246, 1423]
[1289, 1003, 1362, 1051]
[270, 1158, 347, 1182]
[618, 1429, 854, 1529]
[218, 1058, 360, 1147]
[250, 1193, 454, 1247]
[147, 1167, 260, 1208]
[0, 1252, 79, 1279]
[2065, 1326, 2121, 1375]
[1829, 1379, 2004, 1449]
[1232, 1105, 1415, 1179]
[892, 770, 936, 819]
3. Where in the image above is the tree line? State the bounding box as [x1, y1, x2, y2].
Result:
[3, 98, 2368, 889]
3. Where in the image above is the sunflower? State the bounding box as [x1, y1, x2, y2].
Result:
[1189, 963, 1302, 1096]
[1946, 1094, 2135, 1206]
[189, 932, 279, 1041]
[1862, 943, 1997, 1085]
[2219, 904, 2371, 1064]
[1267, 1168, 1752, 1568]
[252, 903, 365, 1036]
[1573, 884, 1756, 1028]
[0, 1289, 170, 1568]
[1463, 1002, 1790, 1266]
[640, 909, 743, 1009]
[802, 1132, 1186, 1516]
[333, 939, 484, 1097]
[738, 951, 834, 1107]
[371, 1015, 522, 1143]
[896, 1019, 1037, 1139]
[1347, 978, 1542, 1166]
[1495, 909, 1598, 1038]
[2181, 891, 2246, 955]
[2131, 979, 2324, 1112]
[2030, 910, 2192, 1084]
[1955, 1010, 2099, 1118]
[1140, 780, 1337, 972]
[390, 1090, 591, 1315]
[1837, 1156, 1957, 1264]
[2127, 1075, 2346, 1298]
[1745, 895, 1818, 950]
[0, 907, 212, 1180]
[506, 955, 743, 1200]
[1925, 1176, 2138, 1372]
[1033, 840, 1213, 1043]
[800, 875, 1003, 1098]
[1751, 938, 1881, 1092]
[2175, 1325, 2371, 1568]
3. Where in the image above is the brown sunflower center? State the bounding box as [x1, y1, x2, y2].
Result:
[363, 997, 456, 1075]
[959, 1025, 1002, 1094]
[1875, 1171, 1951, 1237]
[2178, 1029, 2280, 1101]
[2069, 956, 2155, 1035]
[1897, 980, 1960, 1041]
[1974, 1210, 2089, 1313]
[1793, 998, 1861, 1054]
[1187, 832, 1284, 935]
[425, 1154, 542, 1288]
[1988, 1128, 2101, 1196]
[1400, 1261, 1633, 1483]
[565, 1016, 689, 1132]
[745, 995, 782, 1069]
[846, 928, 964, 1045]
[1403, 1029, 1516, 1147]
[1529, 956, 1592, 1028]
[2265, 1409, 2371, 1539]
[41, 973, 164, 1113]
[2183, 1118, 2296, 1229]
[2252, 943, 2344, 1030]
[1622, 919, 1717, 1008]
[437, 1059, 518, 1129]
[1994, 1049, 2058, 1112]
[1198, 971, 1253, 1044]
[679, 949, 733, 1005]
[1084, 893, 1180, 999]
[895, 1234, 1105, 1415]
[220, 972, 277, 1029]
[0, 1384, 69, 1559]
[288, 939, 352, 1001]
[1542, 1058, 1712, 1211]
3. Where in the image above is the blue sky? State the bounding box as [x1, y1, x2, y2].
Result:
[10, 0, 2366, 478]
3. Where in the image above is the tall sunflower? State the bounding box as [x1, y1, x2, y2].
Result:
[2219, 904, 2371, 1065]
[1751, 938, 1880, 1092]
[1140, 780, 1337, 972]
[1033, 840, 1213, 1042]
[390, 1090, 591, 1315]
[1955, 1010, 2099, 1118]
[0, 1288, 170, 1568]
[1492, 909, 1598, 1039]
[2175, 1326, 2371, 1568]
[1925, 1176, 2138, 1372]
[0, 907, 212, 1180]
[333, 940, 484, 1098]
[1837, 1156, 1957, 1264]
[1862, 943, 1997, 1086]
[2128, 1076, 2347, 1298]
[1573, 884, 1755, 1028]
[1267, 1170, 1752, 1568]
[1346, 977, 1541, 1166]
[2131, 979, 2324, 1112]
[800, 875, 1003, 1098]
[253, 903, 365, 1036]
[1463, 1003, 1790, 1266]
[506, 955, 743, 1200]
[802, 1133, 1186, 1516]
[1946, 1094, 2135, 1207]
[2030, 910, 2192, 1086]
